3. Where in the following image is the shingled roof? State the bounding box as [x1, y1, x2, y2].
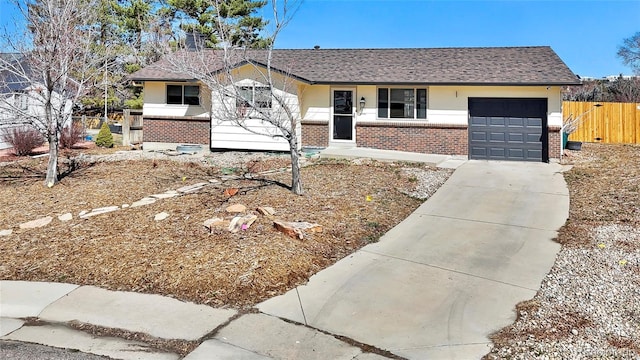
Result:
[130, 46, 580, 85]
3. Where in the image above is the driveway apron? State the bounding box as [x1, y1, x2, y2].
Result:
[259, 160, 569, 359]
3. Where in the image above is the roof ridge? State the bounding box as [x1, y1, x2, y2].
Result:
[271, 46, 552, 51]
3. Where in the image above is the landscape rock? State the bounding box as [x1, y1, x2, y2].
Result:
[209, 179, 220, 183]
[177, 182, 207, 194]
[273, 220, 323, 240]
[122, 204, 130, 208]
[225, 204, 247, 213]
[58, 213, 73, 221]
[256, 206, 276, 217]
[228, 214, 258, 233]
[80, 206, 119, 219]
[223, 188, 239, 197]
[19, 216, 53, 229]
[131, 197, 157, 208]
[0, 229, 13, 236]
[203, 217, 228, 231]
[150, 192, 180, 199]
[154, 212, 169, 221]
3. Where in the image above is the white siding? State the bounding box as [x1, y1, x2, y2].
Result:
[211, 78, 300, 152]
[427, 86, 562, 126]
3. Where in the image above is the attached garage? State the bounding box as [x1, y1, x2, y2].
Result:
[468, 98, 548, 162]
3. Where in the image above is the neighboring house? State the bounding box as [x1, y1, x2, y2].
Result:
[0, 53, 73, 150]
[130, 46, 580, 162]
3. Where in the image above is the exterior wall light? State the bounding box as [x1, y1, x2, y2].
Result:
[359, 97, 366, 110]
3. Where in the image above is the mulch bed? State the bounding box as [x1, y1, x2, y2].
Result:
[0, 150, 444, 308]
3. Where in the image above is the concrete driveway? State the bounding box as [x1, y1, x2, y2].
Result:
[259, 160, 569, 359]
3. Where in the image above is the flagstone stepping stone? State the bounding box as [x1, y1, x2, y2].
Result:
[0, 229, 13, 236]
[225, 204, 247, 213]
[19, 216, 53, 229]
[80, 206, 120, 219]
[150, 192, 180, 199]
[177, 182, 207, 193]
[154, 212, 169, 221]
[131, 197, 157, 207]
[58, 213, 73, 221]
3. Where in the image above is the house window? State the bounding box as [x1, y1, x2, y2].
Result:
[377, 88, 427, 119]
[236, 86, 272, 110]
[14, 92, 28, 110]
[166, 84, 200, 105]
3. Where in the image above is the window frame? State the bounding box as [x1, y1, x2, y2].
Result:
[235, 85, 272, 112]
[377, 87, 428, 120]
[166, 84, 200, 106]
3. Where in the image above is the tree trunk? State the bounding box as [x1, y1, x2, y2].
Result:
[289, 138, 303, 195]
[45, 133, 59, 187]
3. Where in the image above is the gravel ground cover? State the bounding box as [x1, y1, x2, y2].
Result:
[486, 143, 640, 359]
[0, 148, 451, 308]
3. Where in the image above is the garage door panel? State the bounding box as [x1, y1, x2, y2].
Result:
[489, 147, 506, 157]
[470, 117, 488, 126]
[471, 131, 487, 141]
[507, 117, 524, 127]
[526, 118, 543, 127]
[470, 147, 487, 157]
[489, 117, 506, 126]
[489, 132, 506, 142]
[508, 133, 524, 143]
[468, 98, 547, 162]
[526, 133, 541, 142]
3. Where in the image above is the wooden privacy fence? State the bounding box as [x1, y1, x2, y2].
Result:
[563, 101, 640, 144]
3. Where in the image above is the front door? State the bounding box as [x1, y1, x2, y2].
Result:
[332, 89, 355, 141]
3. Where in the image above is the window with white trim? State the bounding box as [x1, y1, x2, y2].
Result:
[236, 86, 272, 110]
[166, 84, 200, 105]
[377, 88, 427, 119]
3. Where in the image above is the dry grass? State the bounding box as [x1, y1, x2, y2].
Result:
[0, 151, 445, 309]
[488, 143, 640, 356]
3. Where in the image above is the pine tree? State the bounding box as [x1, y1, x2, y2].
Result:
[163, 0, 268, 48]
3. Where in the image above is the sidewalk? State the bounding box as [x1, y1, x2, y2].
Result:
[0, 159, 569, 359]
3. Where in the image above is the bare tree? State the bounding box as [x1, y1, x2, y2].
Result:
[163, 0, 304, 194]
[0, 0, 106, 186]
[618, 32, 640, 75]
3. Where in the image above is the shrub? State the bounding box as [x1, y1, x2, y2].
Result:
[95, 122, 114, 148]
[1, 126, 44, 156]
[60, 123, 84, 149]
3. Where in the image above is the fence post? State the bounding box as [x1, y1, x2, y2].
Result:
[122, 109, 130, 146]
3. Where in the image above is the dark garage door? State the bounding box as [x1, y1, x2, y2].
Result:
[468, 98, 547, 162]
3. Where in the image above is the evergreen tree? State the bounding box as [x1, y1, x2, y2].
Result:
[96, 122, 114, 148]
[163, 0, 269, 48]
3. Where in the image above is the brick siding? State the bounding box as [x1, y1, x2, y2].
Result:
[548, 126, 561, 161]
[144, 116, 210, 145]
[356, 121, 468, 155]
[301, 121, 329, 148]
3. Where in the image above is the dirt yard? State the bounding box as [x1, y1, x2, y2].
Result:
[0, 148, 451, 309]
[487, 143, 640, 358]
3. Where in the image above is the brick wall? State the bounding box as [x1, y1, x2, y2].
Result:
[144, 116, 210, 145]
[301, 121, 329, 148]
[548, 126, 561, 161]
[356, 122, 468, 155]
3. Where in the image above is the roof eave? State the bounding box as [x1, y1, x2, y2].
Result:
[310, 80, 583, 86]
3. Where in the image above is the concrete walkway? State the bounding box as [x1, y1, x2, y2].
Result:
[319, 146, 468, 169]
[0, 160, 569, 360]
[259, 160, 569, 359]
